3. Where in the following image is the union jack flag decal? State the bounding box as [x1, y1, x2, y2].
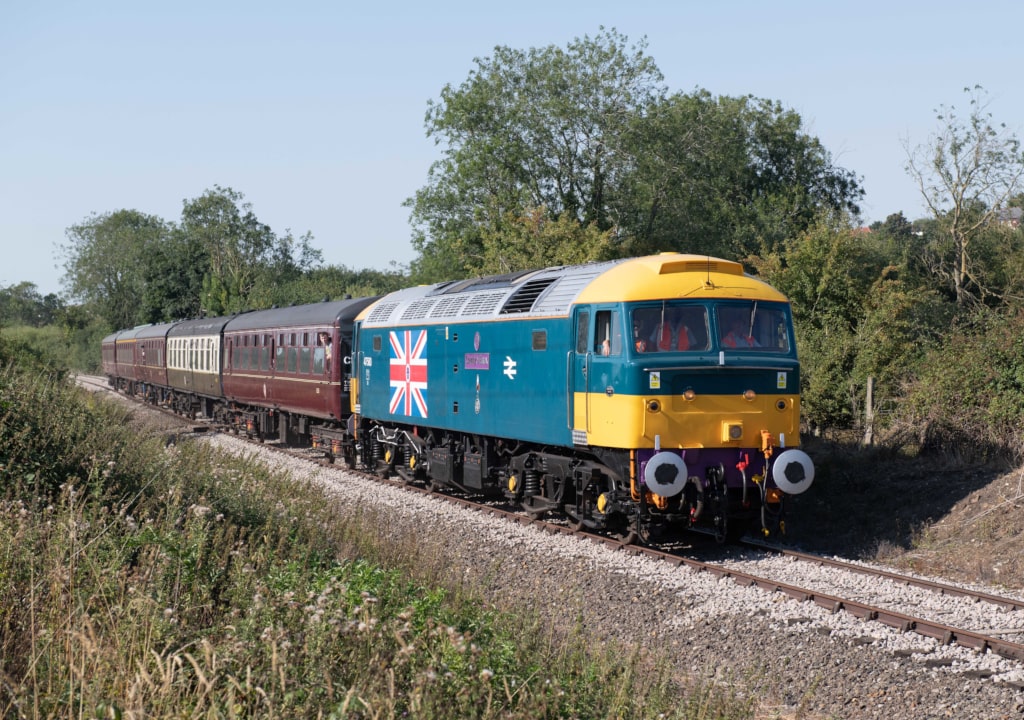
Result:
[389, 330, 428, 418]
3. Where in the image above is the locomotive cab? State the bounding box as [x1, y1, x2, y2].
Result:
[569, 296, 813, 541]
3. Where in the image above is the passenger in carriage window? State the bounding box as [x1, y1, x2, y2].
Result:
[318, 332, 333, 372]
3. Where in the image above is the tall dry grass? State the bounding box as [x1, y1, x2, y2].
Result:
[0, 365, 755, 719]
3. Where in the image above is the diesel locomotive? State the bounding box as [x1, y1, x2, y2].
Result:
[101, 252, 814, 543]
[350, 253, 813, 542]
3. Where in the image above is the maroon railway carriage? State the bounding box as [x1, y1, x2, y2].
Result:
[100, 330, 121, 384]
[220, 297, 377, 448]
[102, 325, 171, 394]
[134, 322, 176, 400]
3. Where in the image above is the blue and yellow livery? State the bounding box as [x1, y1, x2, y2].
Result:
[351, 253, 814, 542]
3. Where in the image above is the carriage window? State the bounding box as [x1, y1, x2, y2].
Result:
[313, 347, 325, 374]
[287, 348, 298, 373]
[299, 347, 312, 373]
[261, 347, 271, 371]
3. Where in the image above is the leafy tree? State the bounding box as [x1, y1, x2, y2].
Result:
[266, 264, 409, 306]
[474, 207, 616, 275]
[851, 273, 950, 413]
[138, 227, 209, 322]
[904, 85, 1024, 308]
[752, 212, 888, 428]
[867, 212, 922, 275]
[620, 91, 863, 260]
[243, 230, 324, 310]
[180, 186, 277, 315]
[179, 186, 321, 315]
[755, 211, 951, 431]
[407, 30, 863, 281]
[0, 282, 63, 327]
[407, 28, 664, 282]
[61, 210, 170, 330]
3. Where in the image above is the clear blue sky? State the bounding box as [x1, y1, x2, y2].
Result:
[2, 0, 1021, 296]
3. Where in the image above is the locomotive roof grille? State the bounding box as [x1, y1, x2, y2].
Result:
[461, 291, 506, 315]
[429, 295, 468, 317]
[500, 277, 558, 314]
[366, 301, 400, 323]
[400, 298, 437, 320]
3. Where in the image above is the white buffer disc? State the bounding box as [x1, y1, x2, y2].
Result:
[643, 452, 688, 497]
[772, 449, 814, 495]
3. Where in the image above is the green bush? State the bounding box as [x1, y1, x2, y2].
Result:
[898, 308, 1024, 461]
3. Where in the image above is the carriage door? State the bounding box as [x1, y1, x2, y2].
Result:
[570, 308, 591, 439]
[225, 337, 234, 376]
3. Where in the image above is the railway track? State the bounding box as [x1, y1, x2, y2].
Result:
[78, 374, 1024, 667]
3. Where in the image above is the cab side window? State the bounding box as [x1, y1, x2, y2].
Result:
[594, 310, 621, 356]
[576, 311, 590, 354]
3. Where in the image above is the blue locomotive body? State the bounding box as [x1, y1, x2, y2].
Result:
[356, 315, 573, 447]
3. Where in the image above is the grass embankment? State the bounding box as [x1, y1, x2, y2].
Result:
[0, 366, 754, 719]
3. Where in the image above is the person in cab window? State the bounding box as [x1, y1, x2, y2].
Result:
[721, 317, 760, 348]
[652, 308, 693, 351]
[633, 322, 649, 352]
